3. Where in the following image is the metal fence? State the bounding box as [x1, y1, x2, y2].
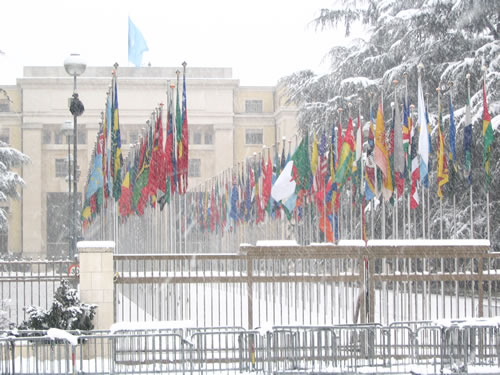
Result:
[114, 241, 499, 327]
[0, 257, 79, 327]
[1, 320, 499, 374]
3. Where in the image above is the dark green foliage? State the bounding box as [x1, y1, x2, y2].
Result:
[19, 279, 96, 331]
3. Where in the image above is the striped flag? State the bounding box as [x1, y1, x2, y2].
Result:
[464, 92, 473, 185]
[482, 80, 494, 190]
[335, 116, 355, 189]
[374, 100, 393, 201]
[410, 113, 420, 209]
[436, 98, 448, 198]
[364, 117, 376, 201]
[402, 100, 411, 181]
[417, 74, 429, 188]
[393, 97, 405, 198]
[311, 134, 319, 192]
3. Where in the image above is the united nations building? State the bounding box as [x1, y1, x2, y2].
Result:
[0, 66, 297, 258]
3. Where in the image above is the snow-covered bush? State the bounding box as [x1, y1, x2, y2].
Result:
[19, 279, 96, 331]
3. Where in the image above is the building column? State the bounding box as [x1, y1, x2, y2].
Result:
[22, 124, 43, 258]
[78, 241, 115, 330]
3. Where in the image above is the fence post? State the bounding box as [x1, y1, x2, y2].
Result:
[478, 256, 484, 318]
[77, 241, 115, 330]
[368, 253, 375, 323]
[247, 253, 253, 330]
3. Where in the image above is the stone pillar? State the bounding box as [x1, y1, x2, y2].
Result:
[22, 124, 43, 258]
[78, 241, 115, 330]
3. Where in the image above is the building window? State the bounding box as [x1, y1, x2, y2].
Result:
[55, 130, 65, 144]
[204, 131, 213, 145]
[42, 129, 52, 144]
[55, 158, 68, 177]
[245, 129, 263, 145]
[77, 128, 86, 144]
[188, 159, 201, 177]
[0, 99, 10, 112]
[245, 100, 263, 113]
[193, 131, 202, 145]
[0, 128, 9, 145]
[190, 125, 214, 145]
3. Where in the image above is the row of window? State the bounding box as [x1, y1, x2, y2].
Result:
[245, 100, 263, 113]
[54, 158, 201, 178]
[43, 128, 87, 145]
[40, 126, 264, 146]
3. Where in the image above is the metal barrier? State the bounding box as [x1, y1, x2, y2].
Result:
[0, 321, 499, 374]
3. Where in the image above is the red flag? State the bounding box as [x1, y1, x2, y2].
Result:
[262, 153, 272, 211]
[165, 89, 176, 194]
[146, 113, 163, 204]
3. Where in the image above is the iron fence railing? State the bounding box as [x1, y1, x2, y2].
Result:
[0, 257, 79, 327]
[114, 241, 499, 327]
[0, 320, 499, 374]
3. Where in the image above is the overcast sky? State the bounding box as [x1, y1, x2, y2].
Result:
[0, 0, 345, 86]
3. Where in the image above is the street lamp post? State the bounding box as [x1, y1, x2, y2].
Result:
[64, 54, 86, 259]
[61, 120, 73, 257]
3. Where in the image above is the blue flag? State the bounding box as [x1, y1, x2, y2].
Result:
[86, 153, 103, 200]
[128, 17, 149, 67]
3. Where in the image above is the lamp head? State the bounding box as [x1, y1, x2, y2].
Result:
[64, 53, 87, 76]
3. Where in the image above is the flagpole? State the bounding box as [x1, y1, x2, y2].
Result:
[402, 102, 407, 240]
[337, 107, 343, 241]
[369, 93, 375, 240]
[380, 91, 386, 240]
[447, 82, 456, 239]
[425, 90, 431, 239]
[393, 80, 399, 239]
[482, 64, 491, 241]
[466, 73, 473, 239]
[417, 64, 425, 239]
[323, 115, 328, 242]
[404, 72, 410, 240]
[347, 102, 354, 240]
[436, 86, 443, 239]
[358, 99, 364, 240]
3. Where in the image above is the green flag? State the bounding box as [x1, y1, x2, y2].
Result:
[292, 134, 311, 193]
[482, 81, 494, 191]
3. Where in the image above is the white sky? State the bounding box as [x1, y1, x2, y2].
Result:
[0, 0, 345, 86]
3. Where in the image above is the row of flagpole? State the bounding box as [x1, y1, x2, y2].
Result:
[81, 62, 494, 254]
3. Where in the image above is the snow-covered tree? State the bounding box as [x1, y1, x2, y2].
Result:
[19, 279, 96, 331]
[0, 139, 29, 230]
[280, 0, 500, 247]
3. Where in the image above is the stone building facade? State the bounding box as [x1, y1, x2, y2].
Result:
[0, 66, 297, 258]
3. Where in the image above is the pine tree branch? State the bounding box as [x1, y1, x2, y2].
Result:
[484, 18, 499, 40]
